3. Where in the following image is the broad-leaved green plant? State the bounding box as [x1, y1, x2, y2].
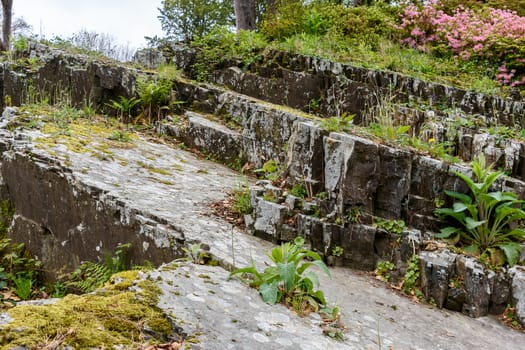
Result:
[435, 155, 525, 266]
[230, 237, 330, 312]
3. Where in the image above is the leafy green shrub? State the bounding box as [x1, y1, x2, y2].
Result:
[158, 0, 233, 41]
[260, 1, 306, 40]
[136, 77, 173, 123]
[262, 1, 396, 47]
[191, 27, 268, 81]
[12, 35, 28, 54]
[435, 155, 525, 266]
[230, 237, 330, 313]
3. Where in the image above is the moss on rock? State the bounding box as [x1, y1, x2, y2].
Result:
[0, 271, 173, 349]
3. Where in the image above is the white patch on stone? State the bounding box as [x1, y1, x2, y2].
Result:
[252, 332, 269, 343]
[275, 338, 293, 346]
[255, 312, 290, 324]
[300, 343, 323, 350]
[249, 302, 260, 309]
[142, 241, 150, 252]
[363, 315, 376, 324]
[61, 240, 68, 247]
[186, 293, 205, 303]
[221, 284, 242, 294]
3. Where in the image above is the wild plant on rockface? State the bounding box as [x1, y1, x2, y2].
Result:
[435, 155, 525, 266]
[230, 237, 330, 314]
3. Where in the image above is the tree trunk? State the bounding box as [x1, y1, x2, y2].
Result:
[234, 0, 256, 31]
[1, 0, 13, 51]
[266, 0, 277, 15]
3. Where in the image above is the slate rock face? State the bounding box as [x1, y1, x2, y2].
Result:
[1, 152, 181, 277]
[296, 214, 324, 252]
[183, 111, 243, 163]
[286, 120, 327, 189]
[250, 196, 289, 242]
[472, 133, 522, 175]
[340, 224, 376, 270]
[419, 249, 457, 309]
[3, 42, 138, 111]
[375, 145, 412, 219]
[510, 266, 525, 325]
[456, 255, 491, 318]
[489, 270, 511, 315]
[323, 133, 380, 219]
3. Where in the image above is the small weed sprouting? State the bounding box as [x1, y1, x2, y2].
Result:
[502, 304, 520, 328]
[374, 218, 406, 235]
[105, 243, 132, 273]
[262, 191, 278, 203]
[254, 160, 282, 182]
[80, 104, 97, 119]
[331, 246, 344, 257]
[346, 206, 362, 224]
[315, 192, 327, 200]
[402, 255, 422, 299]
[232, 178, 252, 216]
[11, 272, 33, 300]
[65, 243, 132, 294]
[375, 261, 395, 282]
[51, 281, 68, 298]
[320, 113, 355, 133]
[290, 183, 308, 199]
[181, 243, 216, 266]
[320, 304, 346, 342]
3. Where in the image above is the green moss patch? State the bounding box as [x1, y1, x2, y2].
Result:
[13, 104, 138, 159]
[0, 272, 173, 349]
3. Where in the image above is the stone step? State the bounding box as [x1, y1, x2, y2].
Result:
[156, 45, 525, 180]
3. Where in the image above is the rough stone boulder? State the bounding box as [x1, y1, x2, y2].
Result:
[2, 42, 138, 110]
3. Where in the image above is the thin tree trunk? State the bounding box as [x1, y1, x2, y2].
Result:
[1, 0, 13, 51]
[266, 0, 277, 15]
[234, 0, 256, 31]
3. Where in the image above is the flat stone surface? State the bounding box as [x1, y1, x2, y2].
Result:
[2, 122, 524, 349]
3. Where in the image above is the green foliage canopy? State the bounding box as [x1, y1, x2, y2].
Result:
[158, 0, 234, 41]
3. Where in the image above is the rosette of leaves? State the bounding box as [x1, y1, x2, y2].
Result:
[230, 237, 330, 312]
[435, 155, 525, 266]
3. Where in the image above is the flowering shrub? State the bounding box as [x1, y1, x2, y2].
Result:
[398, 0, 525, 88]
